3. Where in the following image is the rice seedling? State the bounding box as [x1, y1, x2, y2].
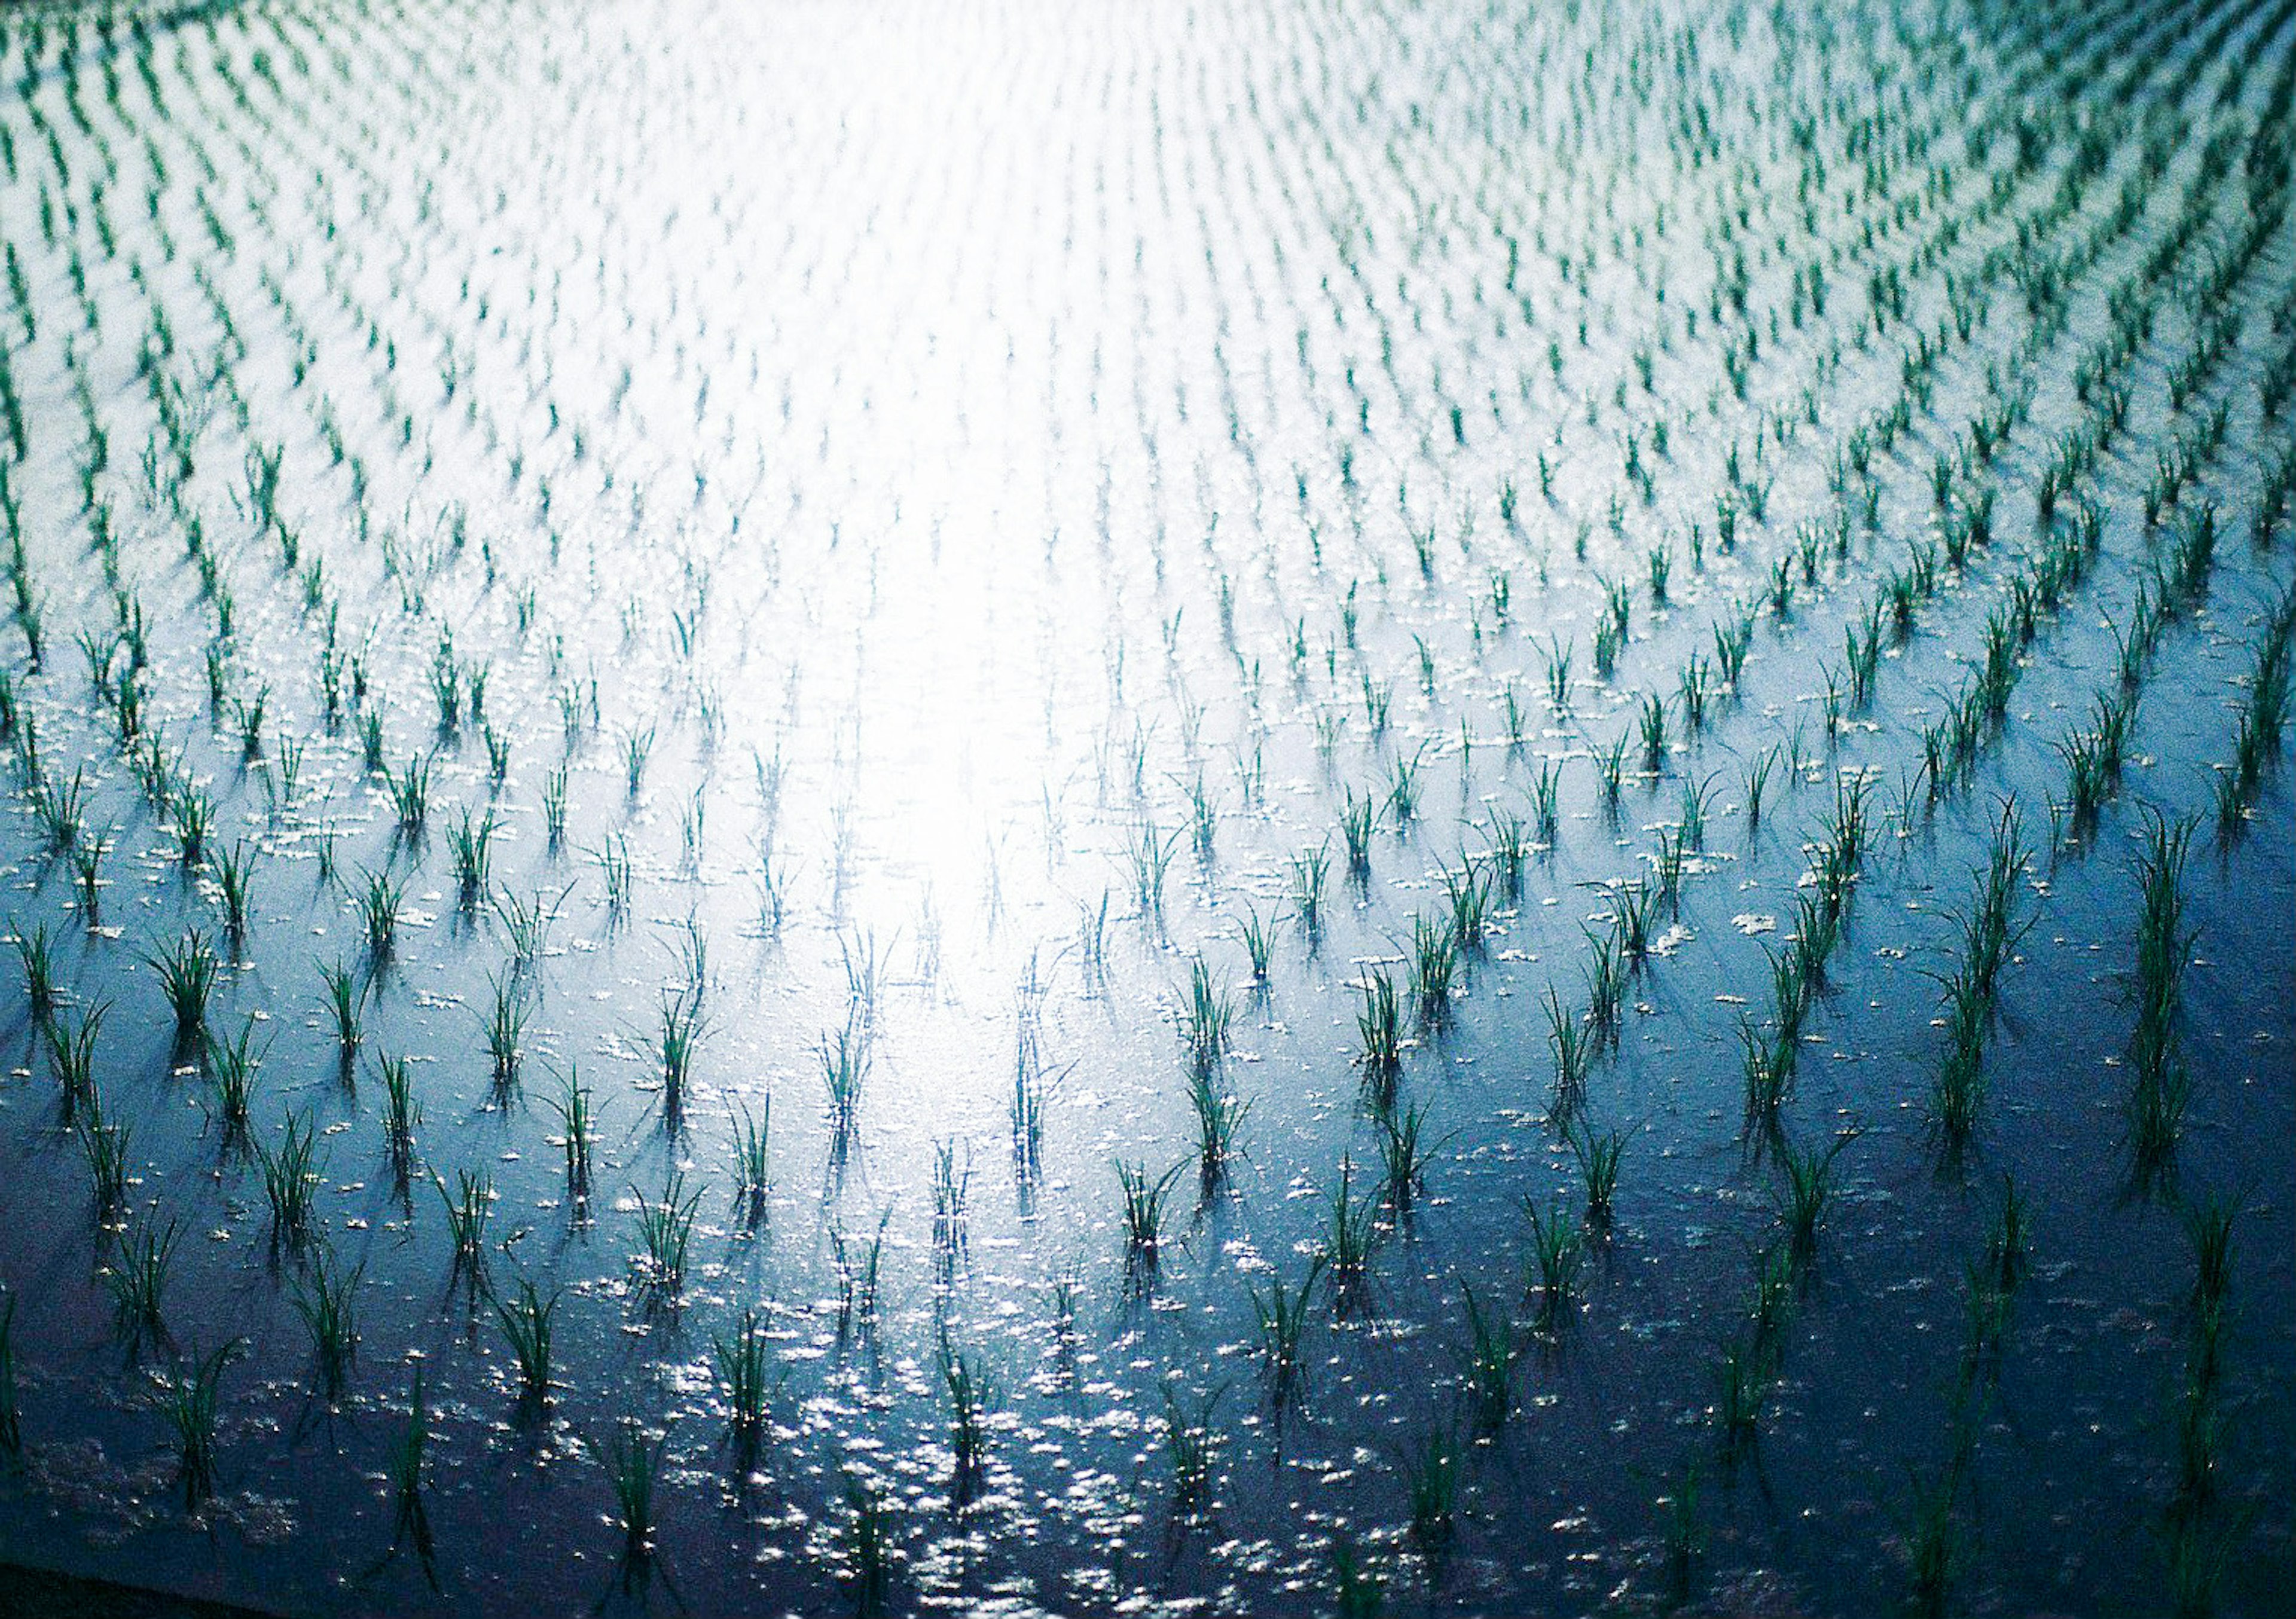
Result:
[1117, 1158, 1185, 1281]
[46, 997, 104, 1119]
[257, 1110, 323, 1251]
[496, 1279, 558, 1412]
[1712, 1336, 1774, 1461]
[1331, 1533, 1385, 1619]
[820, 1010, 871, 1153]
[1251, 1256, 1323, 1409]
[10, 918, 60, 1024]
[1545, 986, 1592, 1122]
[203, 1015, 265, 1138]
[146, 928, 221, 1047]
[1776, 1130, 1857, 1265]
[1178, 955, 1234, 1072]
[1238, 903, 1276, 982]
[1404, 1422, 1463, 1570]
[318, 960, 367, 1062]
[1340, 790, 1376, 876]
[831, 1211, 891, 1339]
[1374, 1095, 1441, 1216]
[731, 1098, 771, 1227]
[1570, 1121, 1627, 1231]
[1186, 1061, 1250, 1193]
[1458, 1281, 1516, 1435]
[291, 1250, 361, 1404]
[1407, 912, 1458, 1027]
[715, 1306, 774, 1455]
[358, 866, 406, 960]
[1321, 1157, 1380, 1316]
[550, 1065, 594, 1198]
[841, 1474, 896, 1615]
[1357, 971, 1404, 1101]
[438, 1169, 492, 1281]
[384, 752, 432, 832]
[631, 1170, 704, 1299]
[593, 1421, 667, 1567]
[1523, 1195, 1584, 1333]
[446, 807, 497, 905]
[942, 1346, 994, 1502]
[1904, 1460, 1963, 1618]
[210, 838, 255, 944]
[1163, 1386, 1220, 1517]
[1289, 843, 1329, 938]
[2183, 1195, 2235, 1318]
[155, 1339, 240, 1508]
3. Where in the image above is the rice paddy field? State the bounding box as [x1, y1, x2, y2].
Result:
[0, 0, 2292, 1613]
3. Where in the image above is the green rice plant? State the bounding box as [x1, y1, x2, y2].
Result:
[620, 726, 654, 797]
[496, 1279, 558, 1412]
[631, 1170, 703, 1299]
[1595, 729, 1629, 803]
[1186, 1062, 1250, 1193]
[107, 1214, 180, 1346]
[1251, 1256, 1324, 1408]
[1163, 1386, 1219, 1517]
[1459, 1281, 1516, 1435]
[203, 1015, 265, 1137]
[256, 1110, 322, 1251]
[1178, 956, 1233, 1072]
[1583, 924, 1625, 1040]
[168, 787, 215, 869]
[291, 1249, 360, 1404]
[156, 1339, 240, 1507]
[1330, 1532, 1385, 1619]
[1442, 860, 1489, 950]
[830, 1211, 892, 1339]
[1712, 1336, 1773, 1461]
[385, 752, 432, 832]
[358, 866, 405, 960]
[77, 1087, 133, 1216]
[1340, 790, 1376, 876]
[210, 839, 255, 945]
[1776, 1130, 1857, 1264]
[70, 835, 104, 923]
[319, 960, 366, 1061]
[1404, 1422, 1463, 1570]
[593, 1421, 667, 1566]
[732, 1098, 771, 1227]
[1532, 758, 1561, 842]
[477, 972, 530, 1094]
[438, 1169, 492, 1281]
[1545, 986, 1591, 1122]
[1118, 1158, 1185, 1280]
[1743, 746, 1777, 834]
[46, 997, 103, 1118]
[715, 1306, 774, 1455]
[541, 763, 569, 844]
[1523, 1195, 1584, 1332]
[550, 1065, 594, 1198]
[1904, 1460, 1962, 1618]
[1375, 1095, 1441, 1215]
[1289, 843, 1329, 937]
[11, 918, 59, 1023]
[1357, 971, 1403, 1101]
[2184, 1194, 2235, 1317]
[1487, 813, 1528, 899]
[1570, 1121, 1627, 1230]
[146, 928, 220, 1046]
[388, 1364, 435, 1571]
[380, 1053, 421, 1172]
[1408, 912, 1458, 1027]
[1238, 904, 1276, 982]
[930, 1137, 972, 1258]
[820, 1010, 871, 1153]
[446, 807, 497, 904]
[1638, 691, 1669, 770]
[942, 1346, 993, 1501]
[841, 1474, 895, 1615]
[1322, 1157, 1379, 1316]
[1739, 1015, 1793, 1123]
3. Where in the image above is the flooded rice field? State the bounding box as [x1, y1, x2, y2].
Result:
[0, 0, 2292, 1613]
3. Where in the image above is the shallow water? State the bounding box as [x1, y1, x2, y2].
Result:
[0, 0, 2291, 1614]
